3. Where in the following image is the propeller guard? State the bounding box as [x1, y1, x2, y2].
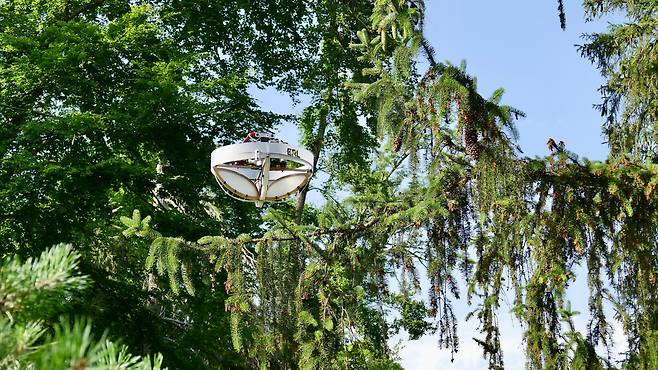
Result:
[210, 141, 313, 207]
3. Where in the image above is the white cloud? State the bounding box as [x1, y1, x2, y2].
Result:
[395, 301, 526, 370]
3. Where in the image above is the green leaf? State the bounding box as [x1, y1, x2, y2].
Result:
[323, 318, 334, 332]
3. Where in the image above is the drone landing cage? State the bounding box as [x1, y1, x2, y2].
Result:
[210, 141, 313, 206]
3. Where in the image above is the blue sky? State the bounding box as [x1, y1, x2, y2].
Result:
[251, 1, 622, 369]
[423, 1, 610, 161]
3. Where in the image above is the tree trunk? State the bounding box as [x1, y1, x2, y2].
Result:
[294, 108, 328, 225]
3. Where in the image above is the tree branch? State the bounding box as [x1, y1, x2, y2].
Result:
[421, 38, 437, 67]
[59, 0, 105, 21]
[294, 105, 329, 225]
[217, 217, 385, 259]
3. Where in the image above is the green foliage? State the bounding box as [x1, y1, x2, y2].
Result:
[121, 210, 195, 296]
[125, 2, 657, 369]
[1, 0, 375, 368]
[0, 244, 88, 322]
[570, 337, 604, 370]
[391, 296, 434, 340]
[0, 244, 163, 369]
[4, 0, 657, 369]
[579, 0, 658, 160]
[30, 318, 165, 370]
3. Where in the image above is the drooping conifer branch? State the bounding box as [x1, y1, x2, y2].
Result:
[558, 0, 567, 29]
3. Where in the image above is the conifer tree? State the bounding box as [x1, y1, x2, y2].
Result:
[128, 1, 658, 369]
[579, 0, 658, 160]
[0, 244, 164, 369]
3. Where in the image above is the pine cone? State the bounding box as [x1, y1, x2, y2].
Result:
[464, 123, 481, 160]
[392, 123, 407, 152]
[392, 135, 403, 152]
[460, 109, 481, 161]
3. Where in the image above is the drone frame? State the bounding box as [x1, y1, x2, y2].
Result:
[210, 140, 314, 207]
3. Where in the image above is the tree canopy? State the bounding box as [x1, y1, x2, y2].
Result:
[1, 0, 657, 369]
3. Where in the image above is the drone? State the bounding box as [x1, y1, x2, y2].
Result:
[210, 132, 314, 207]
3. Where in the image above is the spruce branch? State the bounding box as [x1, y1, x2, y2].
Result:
[242, 217, 384, 248]
[557, 0, 567, 30]
[0, 245, 164, 369]
[420, 38, 437, 67]
[0, 244, 88, 319]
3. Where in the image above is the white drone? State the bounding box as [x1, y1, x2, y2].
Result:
[210, 132, 314, 207]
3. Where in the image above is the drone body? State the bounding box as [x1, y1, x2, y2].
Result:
[210, 132, 314, 207]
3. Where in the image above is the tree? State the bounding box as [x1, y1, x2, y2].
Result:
[0, 0, 375, 368]
[0, 243, 164, 369]
[130, 1, 658, 369]
[3, 0, 655, 369]
[579, 0, 658, 160]
[0, 1, 268, 366]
